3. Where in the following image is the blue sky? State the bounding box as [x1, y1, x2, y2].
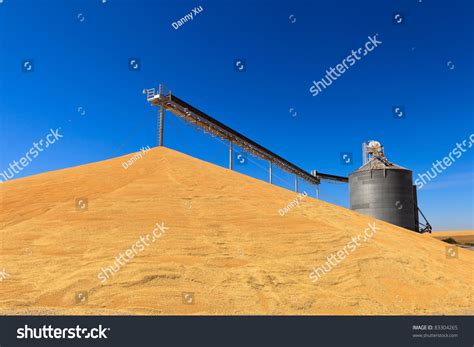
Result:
[0, 0, 472, 230]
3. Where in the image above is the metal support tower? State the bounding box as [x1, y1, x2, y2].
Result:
[229, 141, 233, 170]
[158, 106, 164, 146]
[269, 162, 273, 184]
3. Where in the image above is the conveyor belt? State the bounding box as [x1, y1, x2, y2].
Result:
[147, 91, 348, 184]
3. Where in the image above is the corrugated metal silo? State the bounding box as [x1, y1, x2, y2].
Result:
[349, 142, 417, 231]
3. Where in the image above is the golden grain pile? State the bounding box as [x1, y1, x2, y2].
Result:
[0, 147, 472, 315]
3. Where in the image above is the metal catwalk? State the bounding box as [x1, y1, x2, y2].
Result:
[145, 85, 348, 190]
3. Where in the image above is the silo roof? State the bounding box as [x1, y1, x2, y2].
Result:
[355, 156, 408, 172]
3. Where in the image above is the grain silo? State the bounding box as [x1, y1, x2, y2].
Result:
[349, 141, 419, 231]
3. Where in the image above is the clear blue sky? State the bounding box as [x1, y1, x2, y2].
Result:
[0, 0, 472, 230]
